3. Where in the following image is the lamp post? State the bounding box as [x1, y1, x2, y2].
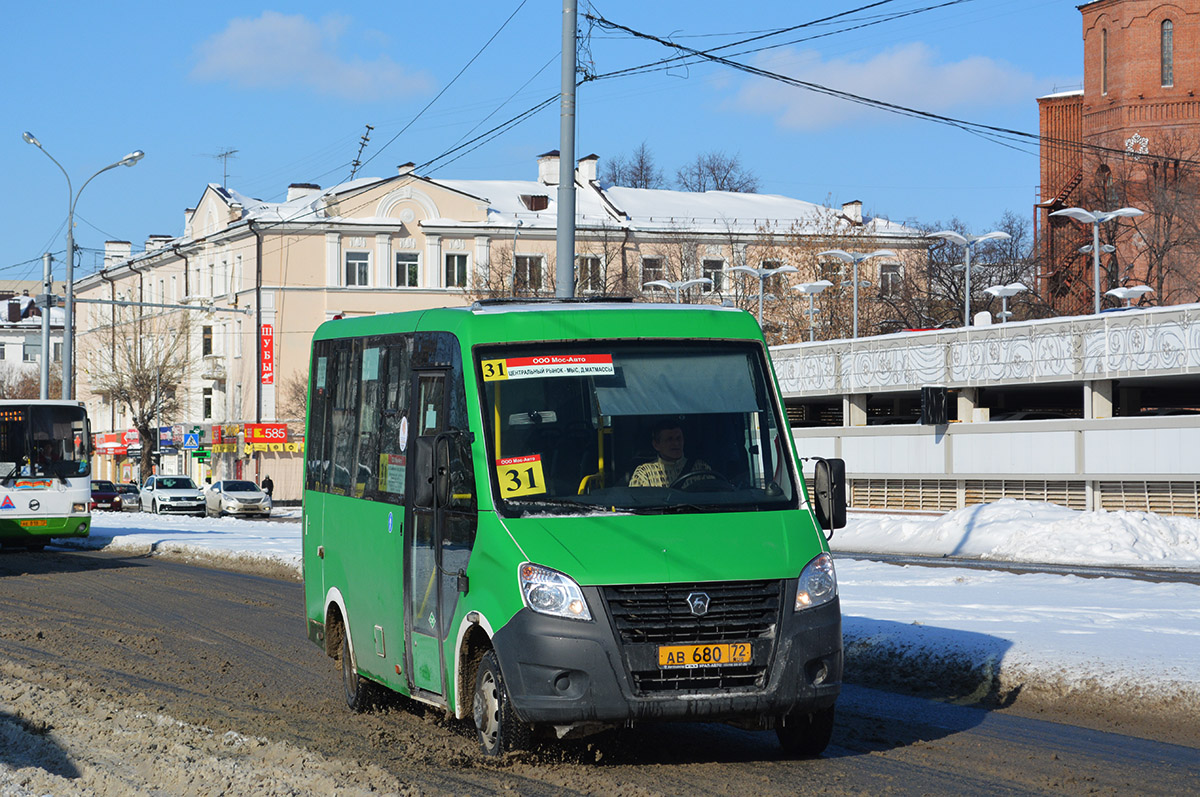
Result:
[1049, 207, 1143, 315]
[793, 280, 833, 341]
[510, 218, 523, 296]
[726, 264, 798, 325]
[926, 230, 1010, 327]
[642, 277, 713, 303]
[816, 250, 895, 339]
[1105, 285, 1154, 307]
[23, 132, 144, 399]
[983, 282, 1027, 323]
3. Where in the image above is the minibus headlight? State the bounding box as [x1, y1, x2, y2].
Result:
[518, 562, 592, 621]
[72, 502, 88, 514]
[795, 552, 837, 611]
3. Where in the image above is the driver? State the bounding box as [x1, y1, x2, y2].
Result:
[629, 418, 709, 488]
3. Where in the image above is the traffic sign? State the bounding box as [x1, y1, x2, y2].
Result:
[182, 433, 201, 450]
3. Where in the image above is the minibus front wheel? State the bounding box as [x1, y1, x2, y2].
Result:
[776, 705, 835, 758]
[473, 650, 531, 756]
[340, 629, 374, 712]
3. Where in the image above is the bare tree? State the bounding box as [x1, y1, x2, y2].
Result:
[675, 151, 760, 193]
[278, 369, 309, 421]
[600, 142, 665, 189]
[80, 305, 192, 479]
[0, 366, 61, 399]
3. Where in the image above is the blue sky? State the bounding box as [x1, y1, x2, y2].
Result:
[4, 0, 1081, 285]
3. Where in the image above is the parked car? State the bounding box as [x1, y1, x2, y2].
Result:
[90, 479, 122, 512]
[140, 475, 206, 516]
[115, 482, 140, 511]
[205, 480, 272, 518]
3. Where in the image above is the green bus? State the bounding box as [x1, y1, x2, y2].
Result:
[302, 300, 846, 756]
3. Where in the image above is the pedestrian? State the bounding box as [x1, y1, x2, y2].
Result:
[261, 474, 274, 497]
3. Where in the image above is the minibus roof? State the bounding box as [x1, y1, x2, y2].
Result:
[313, 301, 765, 346]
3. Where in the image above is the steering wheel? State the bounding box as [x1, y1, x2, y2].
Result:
[669, 468, 736, 492]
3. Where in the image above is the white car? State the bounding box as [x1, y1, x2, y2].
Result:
[140, 475, 206, 516]
[205, 479, 272, 518]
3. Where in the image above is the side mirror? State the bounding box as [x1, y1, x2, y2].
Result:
[811, 457, 847, 532]
[434, 435, 452, 507]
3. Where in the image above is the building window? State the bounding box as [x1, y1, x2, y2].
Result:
[202, 325, 213, 356]
[53, 342, 62, 363]
[515, 255, 543, 292]
[1161, 20, 1174, 87]
[0, 343, 5, 360]
[345, 252, 370, 287]
[203, 387, 213, 420]
[445, 253, 468, 288]
[1101, 28, 1108, 95]
[879, 263, 902, 296]
[22, 345, 34, 363]
[641, 256, 665, 286]
[577, 255, 602, 293]
[396, 252, 419, 287]
[702, 259, 724, 292]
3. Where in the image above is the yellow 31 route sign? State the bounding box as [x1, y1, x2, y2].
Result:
[496, 454, 547, 497]
[482, 354, 614, 382]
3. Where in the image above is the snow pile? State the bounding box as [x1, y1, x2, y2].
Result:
[835, 499, 1200, 568]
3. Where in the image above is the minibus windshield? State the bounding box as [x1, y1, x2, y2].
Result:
[478, 341, 797, 516]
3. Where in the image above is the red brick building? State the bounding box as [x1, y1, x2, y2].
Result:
[1037, 0, 1200, 313]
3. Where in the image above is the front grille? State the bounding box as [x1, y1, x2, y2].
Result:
[602, 580, 783, 694]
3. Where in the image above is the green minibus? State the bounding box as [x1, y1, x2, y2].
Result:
[302, 300, 846, 756]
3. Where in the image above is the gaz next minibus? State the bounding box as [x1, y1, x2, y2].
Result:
[0, 400, 92, 550]
[302, 300, 846, 756]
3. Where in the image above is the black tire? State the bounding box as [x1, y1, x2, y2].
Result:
[340, 629, 372, 712]
[473, 649, 531, 756]
[153, 500, 162, 515]
[776, 705, 835, 758]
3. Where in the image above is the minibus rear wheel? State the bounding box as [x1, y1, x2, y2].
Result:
[776, 705, 835, 758]
[473, 650, 531, 756]
[340, 632, 373, 712]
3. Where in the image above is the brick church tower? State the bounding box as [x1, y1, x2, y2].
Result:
[1037, 0, 1200, 313]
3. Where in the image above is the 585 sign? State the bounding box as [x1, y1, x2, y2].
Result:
[245, 423, 288, 443]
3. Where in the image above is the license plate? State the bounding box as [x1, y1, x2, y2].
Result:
[20, 519, 47, 527]
[658, 642, 752, 668]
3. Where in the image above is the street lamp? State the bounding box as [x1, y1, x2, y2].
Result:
[510, 219, 523, 296]
[1105, 285, 1154, 307]
[725, 264, 798, 325]
[983, 282, 1027, 323]
[1049, 207, 1144, 315]
[793, 280, 833, 342]
[643, 277, 713, 303]
[24, 132, 144, 399]
[926, 230, 1011, 328]
[816, 250, 895, 338]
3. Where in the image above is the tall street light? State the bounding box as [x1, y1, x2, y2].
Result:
[983, 282, 1027, 323]
[643, 277, 713, 303]
[1049, 207, 1143, 315]
[793, 280, 833, 341]
[24, 132, 144, 399]
[926, 230, 1010, 327]
[726, 264, 798, 325]
[817, 250, 895, 339]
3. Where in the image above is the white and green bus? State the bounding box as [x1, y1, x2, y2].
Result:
[0, 400, 92, 550]
[303, 301, 846, 756]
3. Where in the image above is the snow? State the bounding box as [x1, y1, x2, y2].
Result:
[60, 500, 1200, 705]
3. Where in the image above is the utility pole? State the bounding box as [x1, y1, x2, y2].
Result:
[39, 254, 52, 400]
[555, 0, 577, 298]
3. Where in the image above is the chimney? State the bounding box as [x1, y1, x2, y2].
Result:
[576, 153, 599, 183]
[397, 162, 415, 176]
[286, 182, 321, 201]
[841, 200, 863, 225]
[184, 207, 195, 238]
[229, 202, 243, 223]
[144, 235, 172, 253]
[104, 240, 132, 269]
[537, 150, 560, 186]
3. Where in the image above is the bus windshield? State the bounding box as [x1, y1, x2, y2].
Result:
[0, 404, 90, 481]
[479, 341, 797, 516]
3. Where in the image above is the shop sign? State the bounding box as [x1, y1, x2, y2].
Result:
[245, 423, 287, 443]
[261, 324, 275, 385]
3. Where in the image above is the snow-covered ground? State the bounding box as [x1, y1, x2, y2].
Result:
[60, 501, 1200, 710]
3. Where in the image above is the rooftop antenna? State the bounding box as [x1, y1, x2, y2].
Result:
[208, 148, 239, 188]
[349, 124, 374, 179]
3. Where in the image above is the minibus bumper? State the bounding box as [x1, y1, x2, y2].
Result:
[492, 594, 841, 726]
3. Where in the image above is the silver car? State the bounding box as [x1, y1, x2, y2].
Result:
[205, 479, 272, 518]
[140, 475, 206, 516]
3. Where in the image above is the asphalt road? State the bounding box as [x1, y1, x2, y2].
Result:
[1, 549, 1196, 795]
